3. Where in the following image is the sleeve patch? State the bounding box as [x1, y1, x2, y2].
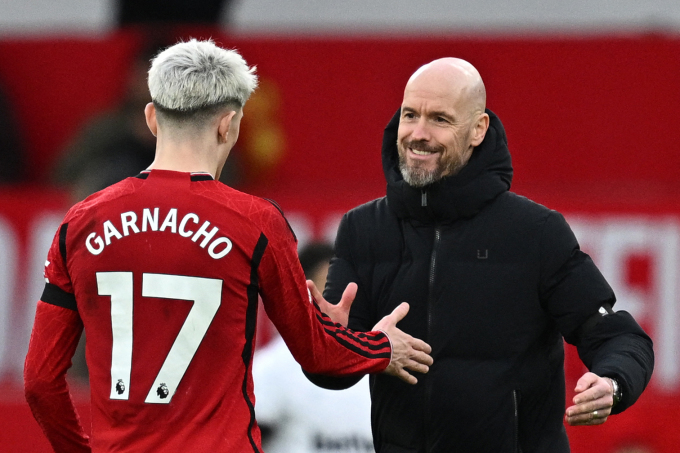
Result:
[41, 283, 77, 311]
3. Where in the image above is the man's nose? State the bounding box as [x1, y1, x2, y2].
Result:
[409, 118, 431, 141]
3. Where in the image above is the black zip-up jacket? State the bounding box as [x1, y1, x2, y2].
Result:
[306, 109, 654, 452]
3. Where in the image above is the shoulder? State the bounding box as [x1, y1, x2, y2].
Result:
[224, 191, 297, 244]
[342, 197, 395, 228]
[490, 192, 569, 228]
[347, 196, 389, 215]
[192, 182, 286, 224]
[496, 192, 553, 217]
[335, 197, 402, 259]
[61, 178, 138, 225]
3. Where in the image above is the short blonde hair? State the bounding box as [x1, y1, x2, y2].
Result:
[148, 39, 258, 114]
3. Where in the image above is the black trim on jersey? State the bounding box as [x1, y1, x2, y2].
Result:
[313, 302, 391, 356]
[242, 233, 268, 453]
[190, 173, 214, 181]
[263, 198, 297, 242]
[41, 283, 77, 311]
[134, 172, 150, 179]
[58, 223, 68, 267]
[316, 312, 391, 356]
[326, 332, 391, 359]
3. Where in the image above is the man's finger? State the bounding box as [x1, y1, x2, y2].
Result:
[409, 350, 434, 368]
[306, 280, 322, 303]
[396, 368, 418, 385]
[411, 338, 432, 355]
[405, 360, 430, 375]
[338, 282, 357, 311]
[574, 372, 598, 393]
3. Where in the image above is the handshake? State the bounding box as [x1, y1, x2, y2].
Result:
[309, 281, 434, 384]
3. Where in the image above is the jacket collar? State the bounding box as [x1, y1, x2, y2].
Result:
[383, 108, 513, 223]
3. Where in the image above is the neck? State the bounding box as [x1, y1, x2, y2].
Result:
[147, 133, 226, 178]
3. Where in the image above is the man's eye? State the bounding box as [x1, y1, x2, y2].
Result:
[403, 112, 415, 119]
[436, 116, 448, 123]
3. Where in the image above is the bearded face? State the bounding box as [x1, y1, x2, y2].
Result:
[396, 129, 472, 188]
[396, 58, 489, 189]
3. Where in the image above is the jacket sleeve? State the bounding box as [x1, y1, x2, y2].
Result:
[574, 310, 654, 414]
[257, 207, 391, 378]
[24, 300, 90, 453]
[304, 212, 375, 390]
[539, 211, 654, 413]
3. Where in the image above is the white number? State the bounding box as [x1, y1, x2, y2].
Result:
[97, 272, 134, 401]
[97, 272, 222, 404]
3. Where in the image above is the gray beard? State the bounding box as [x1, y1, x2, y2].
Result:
[398, 151, 467, 188]
[398, 158, 442, 188]
[396, 137, 470, 188]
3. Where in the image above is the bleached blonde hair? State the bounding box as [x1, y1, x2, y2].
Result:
[148, 39, 258, 123]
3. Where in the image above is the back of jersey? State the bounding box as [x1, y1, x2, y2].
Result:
[47, 170, 268, 452]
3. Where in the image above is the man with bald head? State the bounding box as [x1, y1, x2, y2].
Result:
[307, 58, 654, 452]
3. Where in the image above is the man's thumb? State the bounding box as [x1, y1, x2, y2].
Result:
[387, 302, 410, 324]
[339, 282, 358, 309]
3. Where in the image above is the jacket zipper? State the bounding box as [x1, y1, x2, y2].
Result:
[425, 226, 441, 452]
[513, 389, 521, 453]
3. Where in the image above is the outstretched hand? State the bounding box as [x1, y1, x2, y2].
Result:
[307, 280, 357, 327]
[565, 372, 615, 426]
[373, 302, 433, 385]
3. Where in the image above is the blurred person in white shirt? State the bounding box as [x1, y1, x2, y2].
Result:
[253, 242, 375, 453]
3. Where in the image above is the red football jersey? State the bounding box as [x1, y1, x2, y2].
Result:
[25, 170, 390, 453]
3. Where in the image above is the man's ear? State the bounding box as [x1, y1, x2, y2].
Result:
[217, 110, 237, 143]
[145, 103, 158, 137]
[470, 112, 490, 147]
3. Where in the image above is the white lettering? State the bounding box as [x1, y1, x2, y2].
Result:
[82, 208, 232, 258]
[208, 237, 233, 259]
[192, 221, 219, 248]
[160, 208, 178, 233]
[142, 208, 159, 232]
[121, 212, 140, 236]
[179, 213, 199, 238]
[103, 221, 123, 245]
[86, 232, 105, 255]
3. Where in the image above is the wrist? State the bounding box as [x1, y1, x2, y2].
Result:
[377, 329, 393, 366]
[605, 377, 622, 407]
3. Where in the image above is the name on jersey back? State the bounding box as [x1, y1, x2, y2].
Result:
[85, 207, 232, 259]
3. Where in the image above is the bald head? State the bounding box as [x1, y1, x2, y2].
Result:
[396, 58, 490, 187]
[406, 58, 486, 120]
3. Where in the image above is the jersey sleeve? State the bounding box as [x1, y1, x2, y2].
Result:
[24, 301, 90, 453]
[256, 205, 391, 376]
[43, 223, 77, 309]
[24, 221, 90, 453]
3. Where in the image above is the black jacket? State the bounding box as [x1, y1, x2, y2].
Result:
[308, 109, 654, 453]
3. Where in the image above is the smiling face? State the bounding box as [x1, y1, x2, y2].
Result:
[397, 59, 489, 188]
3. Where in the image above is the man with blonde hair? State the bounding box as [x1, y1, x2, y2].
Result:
[24, 39, 432, 453]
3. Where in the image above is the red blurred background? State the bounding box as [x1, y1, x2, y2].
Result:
[1, 28, 678, 452]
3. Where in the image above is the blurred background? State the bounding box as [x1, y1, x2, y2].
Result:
[1, 1, 679, 452]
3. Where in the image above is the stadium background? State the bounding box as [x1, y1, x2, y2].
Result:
[1, 1, 679, 451]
